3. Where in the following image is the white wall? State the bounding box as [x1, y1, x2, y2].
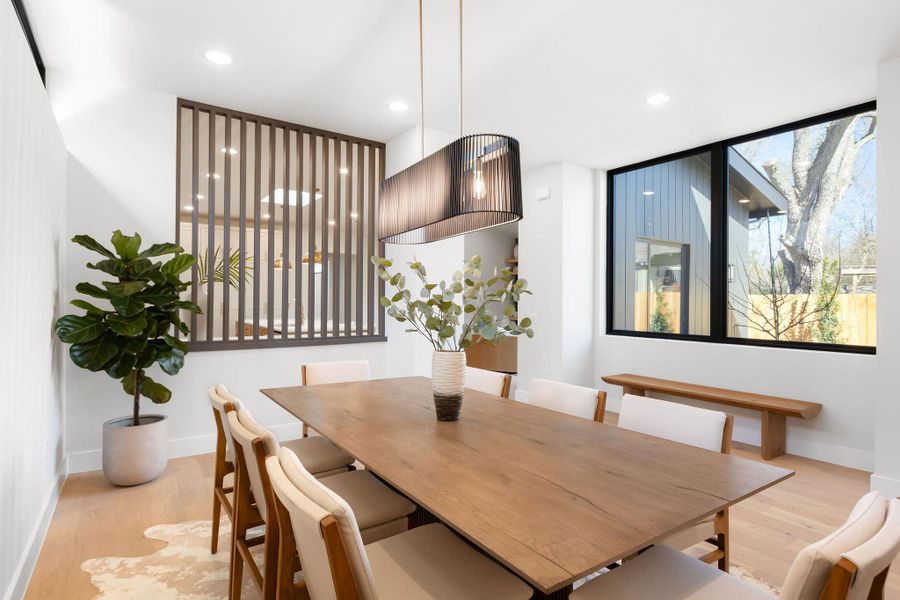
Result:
[517, 163, 595, 393]
[463, 223, 518, 315]
[871, 56, 900, 495]
[0, 4, 68, 599]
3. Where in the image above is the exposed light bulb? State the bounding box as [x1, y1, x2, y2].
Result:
[339, 167, 349, 175]
[738, 198, 750, 204]
[472, 169, 487, 199]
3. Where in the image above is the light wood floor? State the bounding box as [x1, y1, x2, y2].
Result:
[25, 418, 900, 599]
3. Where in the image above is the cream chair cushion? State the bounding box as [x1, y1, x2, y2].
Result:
[466, 367, 508, 397]
[529, 378, 600, 420]
[570, 544, 770, 599]
[365, 522, 533, 600]
[209, 385, 241, 461]
[278, 448, 378, 600]
[780, 490, 888, 600]
[319, 469, 416, 544]
[303, 360, 371, 385]
[265, 455, 339, 600]
[618, 393, 727, 452]
[841, 498, 900, 600]
[227, 410, 277, 522]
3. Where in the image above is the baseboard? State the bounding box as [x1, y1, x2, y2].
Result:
[66, 422, 303, 474]
[731, 422, 873, 472]
[5, 468, 66, 600]
[870, 473, 900, 497]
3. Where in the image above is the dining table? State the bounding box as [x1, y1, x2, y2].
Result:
[262, 376, 794, 598]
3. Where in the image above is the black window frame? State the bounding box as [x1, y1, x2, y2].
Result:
[606, 101, 877, 355]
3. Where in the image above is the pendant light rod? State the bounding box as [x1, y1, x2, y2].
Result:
[459, 0, 463, 138]
[419, 0, 425, 158]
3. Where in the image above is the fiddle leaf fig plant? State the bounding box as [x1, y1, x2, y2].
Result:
[372, 254, 534, 351]
[55, 231, 202, 426]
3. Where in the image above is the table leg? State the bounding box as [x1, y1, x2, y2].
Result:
[761, 411, 786, 460]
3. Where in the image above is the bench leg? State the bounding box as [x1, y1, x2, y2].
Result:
[761, 411, 786, 460]
[623, 386, 645, 397]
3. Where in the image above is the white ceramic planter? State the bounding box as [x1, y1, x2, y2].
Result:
[102, 415, 168, 486]
[432, 351, 466, 421]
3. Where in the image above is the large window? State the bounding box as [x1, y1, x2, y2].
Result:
[176, 99, 386, 350]
[607, 103, 876, 353]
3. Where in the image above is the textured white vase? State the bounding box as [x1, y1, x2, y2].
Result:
[103, 415, 168, 486]
[432, 351, 466, 421]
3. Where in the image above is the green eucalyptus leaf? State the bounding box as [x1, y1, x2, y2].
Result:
[111, 230, 142, 260]
[379, 296, 392, 308]
[519, 317, 533, 328]
[438, 325, 455, 338]
[55, 314, 106, 344]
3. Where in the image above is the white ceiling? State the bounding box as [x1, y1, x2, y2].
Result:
[25, 0, 900, 170]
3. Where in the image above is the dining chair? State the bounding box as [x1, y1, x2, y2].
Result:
[528, 378, 607, 422]
[208, 385, 241, 554]
[466, 366, 512, 398]
[301, 360, 371, 436]
[617, 393, 734, 570]
[570, 492, 897, 600]
[266, 446, 534, 600]
[226, 406, 416, 600]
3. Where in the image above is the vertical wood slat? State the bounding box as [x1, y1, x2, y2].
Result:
[377, 148, 386, 337]
[267, 125, 276, 340]
[320, 137, 331, 338]
[344, 143, 353, 336]
[207, 110, 216, 342]
[222, 116, 232, 342]
[295, 132, 304, 339]
[355, 142, 364, 336]
[175, 107, 182, 247]
[238, 117, 247, 340]
[253, 121, 262, 339]
[281, 129, 290, 340]
[190, 106, 199, 341]
[332, 141, 342, 337]
[367, 144, 376, 335]
[307, 135, 318, 338]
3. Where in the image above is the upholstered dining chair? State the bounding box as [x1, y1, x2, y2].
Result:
[466, 366, 512, 398]
[226, 404, 416, 600]
[528, 378, 607, 422]
[301, 360, 371, 436]
[617, 393, 734, 570]
[266, 446, 534, 600]
[571, 492, 899, 600]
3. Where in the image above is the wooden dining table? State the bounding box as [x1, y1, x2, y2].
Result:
[262, 376, 794, 598]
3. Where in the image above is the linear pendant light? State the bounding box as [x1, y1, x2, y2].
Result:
[378, 0, 523, 245]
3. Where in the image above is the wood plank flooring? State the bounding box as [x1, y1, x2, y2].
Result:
[24, 415, 900, 599]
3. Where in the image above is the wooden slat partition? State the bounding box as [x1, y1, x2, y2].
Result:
[176, 99, 386, 350]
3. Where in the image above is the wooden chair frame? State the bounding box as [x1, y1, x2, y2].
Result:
[698, 415, 734, 572]
[300, 365, 311, 437]
[819, 556, 892, 600]
[211, 405, 236, 554]
[594, 390, 607, 423]
[499, 373, 512, 399]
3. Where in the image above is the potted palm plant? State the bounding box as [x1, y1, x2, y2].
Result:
[55, 231, 200, 486]
[373, 255, 534, 421]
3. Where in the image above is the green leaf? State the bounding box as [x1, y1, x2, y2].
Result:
[129, 258, 160, 279]
[121, 371, 137, 395]
[88, 259, 127, 277]
[135, 346, 158, 369]
[464, 303, 476, 313]
[111, 230, 142, 260]
[379, 296, 391, 308]
[161, 254, 194, 276]
[72, 235, 116, 259]
[103, 280, 146, 296]
[425, 317, 441, 330]
[391, 292, 403, 302]
[55, 314, 106, 343]
[163, 333, 188, 353]
[104, 353, 136, 378]
[76, 282, 112, 299]
[69, 333, 119, 371]
[138, 242, 182, 258]
[157, 344, 185, 375]
[71, 299, 106, 317]
[119, 335, 147, 354]
[519, 317, 532, 328]
[438, 325, 455, 338]
[141, 376, 172, 404]
[107, 312, 147, 337]
[173, 300, 202, 313]
[137, 287, 178, 305]
[480, 324, 498, 340]
[110, 294, 145, 317]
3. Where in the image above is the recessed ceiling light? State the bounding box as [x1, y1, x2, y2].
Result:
[339, 167, 349, 175]
[777, 209, 786, 215]
[262, 213, 270, 220]
[205, 50, 233, 65]
[328, 220, 336, 226]
[387, 101, 409, 113]
[350, 212, 359, 218]
[220, 147, 238, 155]
[206, 173, 221, 179]
[196, 194, 204, 200]
[184, 205, 193, 212]
[646, 93, 671, 106]
[642, 191, 655, 196]
[738, 198, 750, 204]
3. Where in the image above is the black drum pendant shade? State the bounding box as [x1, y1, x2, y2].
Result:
[379, 133, 523, 244]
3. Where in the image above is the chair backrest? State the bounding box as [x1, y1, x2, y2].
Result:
[780, 491, 889, 600]
[209, 384, 242, 459]
[226, 407, 280, 522]
[268, 447, 377, 600]
[618, 393, 732, 453]
[302, 360, 371, 386]
[466, 366, 512, 398]
[529, 378, 606, 422]
[838, 498, 900, 600]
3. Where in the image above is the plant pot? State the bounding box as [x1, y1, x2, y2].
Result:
[102, 415, 168, 486]
[432, 351, 466, 421]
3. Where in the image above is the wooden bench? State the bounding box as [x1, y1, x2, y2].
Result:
[601, 373, 822, 460]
